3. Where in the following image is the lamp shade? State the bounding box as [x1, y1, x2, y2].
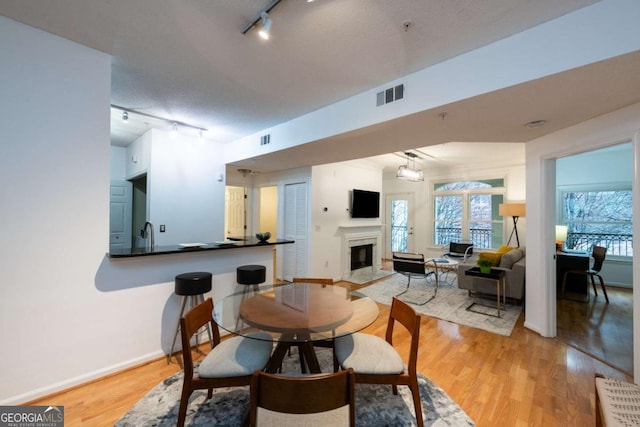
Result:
[555, 225, 568, 242]
[499, 203, 526, 217]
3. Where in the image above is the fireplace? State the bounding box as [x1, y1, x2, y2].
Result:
[350, 244, 373, 271]
[341, 230, 382, 279]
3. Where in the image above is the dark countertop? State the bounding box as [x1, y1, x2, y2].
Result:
[108, 237, 294, 258]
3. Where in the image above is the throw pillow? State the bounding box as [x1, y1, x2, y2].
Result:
[497, 245, 517, 254]
[499, 249, 523, 269]
[478, 251, 502, 266]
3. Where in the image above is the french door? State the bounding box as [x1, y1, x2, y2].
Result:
[385, 193, 414, 259]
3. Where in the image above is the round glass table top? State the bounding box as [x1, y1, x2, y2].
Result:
[213, 282, 379, 343]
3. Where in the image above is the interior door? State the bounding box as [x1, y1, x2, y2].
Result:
[225, 186, 247, 238]
[283, 182, 308, 281]
[385, 193, 414, 259]
[110, 180, 132, 250]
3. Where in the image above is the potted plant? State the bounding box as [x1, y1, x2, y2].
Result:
[477, 258, 492, 274]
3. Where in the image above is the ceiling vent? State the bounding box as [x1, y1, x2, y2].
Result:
[376, 84, 404, 107]
[260, 134, 271, 146]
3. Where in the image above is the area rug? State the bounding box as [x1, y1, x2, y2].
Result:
[115, 349, 474, 426]
[356, 273, 522, 336]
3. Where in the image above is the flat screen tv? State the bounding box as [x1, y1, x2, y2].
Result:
[351, 189, 380, 218]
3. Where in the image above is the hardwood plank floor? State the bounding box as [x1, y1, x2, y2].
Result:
[26, 278, 633, 427]
[557, 285, 633, 376]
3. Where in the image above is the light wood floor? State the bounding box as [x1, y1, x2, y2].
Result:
[27, 278, 633, 427]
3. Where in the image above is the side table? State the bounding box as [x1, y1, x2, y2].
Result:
[464, 267, 506, 318]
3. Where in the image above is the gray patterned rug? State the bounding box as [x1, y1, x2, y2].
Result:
[357, 274, 522, 336]
[115, 348, 474, 426]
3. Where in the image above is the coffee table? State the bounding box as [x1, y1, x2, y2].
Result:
[427, 257, 459, 285]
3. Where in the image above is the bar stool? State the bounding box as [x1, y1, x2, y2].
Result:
[168, 271, 213, 364]
[237, 265, 266, 294]
[235, 265, 266, 329]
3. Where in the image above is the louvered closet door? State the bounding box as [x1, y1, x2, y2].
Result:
[283, 182, 308, 281]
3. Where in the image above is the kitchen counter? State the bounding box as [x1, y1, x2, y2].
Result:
[108, 237, 294, 258]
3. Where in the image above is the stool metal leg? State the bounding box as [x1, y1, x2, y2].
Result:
[168, 295, 189, 363]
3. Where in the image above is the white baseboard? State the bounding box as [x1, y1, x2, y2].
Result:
[1, 350, 164, 406]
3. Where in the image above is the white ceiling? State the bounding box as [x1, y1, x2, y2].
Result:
[3, 0, 639, 173]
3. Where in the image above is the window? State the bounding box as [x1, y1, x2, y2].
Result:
[560, 188, 632, 256]
[433, 179, 505, 249]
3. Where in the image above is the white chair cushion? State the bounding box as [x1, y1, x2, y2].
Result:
[257, 405, 349, 427]
[199, 332, 273, 378]
[335, 333, 404, 374]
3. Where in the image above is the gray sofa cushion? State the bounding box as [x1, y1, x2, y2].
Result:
[499, 249, 524, 269]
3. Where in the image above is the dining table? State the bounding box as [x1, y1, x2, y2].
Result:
[213, 281, 379, 374]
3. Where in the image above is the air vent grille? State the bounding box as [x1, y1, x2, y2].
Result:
[260, 134, 271, 146]
[376, 84, 404, 106]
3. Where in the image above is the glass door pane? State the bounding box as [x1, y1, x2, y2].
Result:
[385, 193, 414, 258]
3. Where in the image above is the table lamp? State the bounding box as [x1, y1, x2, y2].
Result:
[499, 203, 526, 247]
[555, 225, 568, 251]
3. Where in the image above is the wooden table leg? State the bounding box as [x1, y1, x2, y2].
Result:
[264, 340, 291, 373]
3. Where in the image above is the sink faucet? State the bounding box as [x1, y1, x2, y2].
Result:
[142, 221, 155, 250]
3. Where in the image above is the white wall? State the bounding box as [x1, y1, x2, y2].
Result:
[524, 103, 640, 381]
[0, 16, 110, 402]
[110, 146, 127, 180]
[0, 17, 273, 405]
[309, 161, 384, 280]
[148, 129, 226, 246]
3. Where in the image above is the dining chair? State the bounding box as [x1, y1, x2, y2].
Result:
[291, 277, 339, 373]
[334, 297, 424, 427]
[562, 245, 609, 303]
[177, 298, 273, 427]
[249, 368, 356, 427]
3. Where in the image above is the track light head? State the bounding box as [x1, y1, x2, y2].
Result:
[258, 12, 272, 40]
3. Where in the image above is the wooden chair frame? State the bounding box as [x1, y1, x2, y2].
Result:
[349, 297, 424, 427]
[177, 298, 257, 427]
[249, 368, 355, 427]
[562, 245, 609, 303]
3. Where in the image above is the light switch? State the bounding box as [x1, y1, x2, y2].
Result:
[160, 224, 166, 232]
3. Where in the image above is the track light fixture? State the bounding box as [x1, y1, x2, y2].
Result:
[240, 0, 282, 39]
[258, 12, 272, 40]
[111, 105, 208, 138]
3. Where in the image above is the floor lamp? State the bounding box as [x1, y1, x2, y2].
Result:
[499, 203, 526, 247]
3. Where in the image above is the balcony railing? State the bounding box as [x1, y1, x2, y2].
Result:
[435, 227, 492, 249]
[566, 232, 633, 257]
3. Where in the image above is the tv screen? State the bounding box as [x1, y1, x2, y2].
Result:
[351, 189, 380, 218]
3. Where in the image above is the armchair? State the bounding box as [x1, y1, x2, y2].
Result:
[392, 252, 438, 305]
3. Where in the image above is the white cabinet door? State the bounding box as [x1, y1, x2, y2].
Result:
[110, 180, 132, 250]
[283, 182, 308, 281]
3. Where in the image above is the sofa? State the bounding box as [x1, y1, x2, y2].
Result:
[456, 246, 526, 302]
